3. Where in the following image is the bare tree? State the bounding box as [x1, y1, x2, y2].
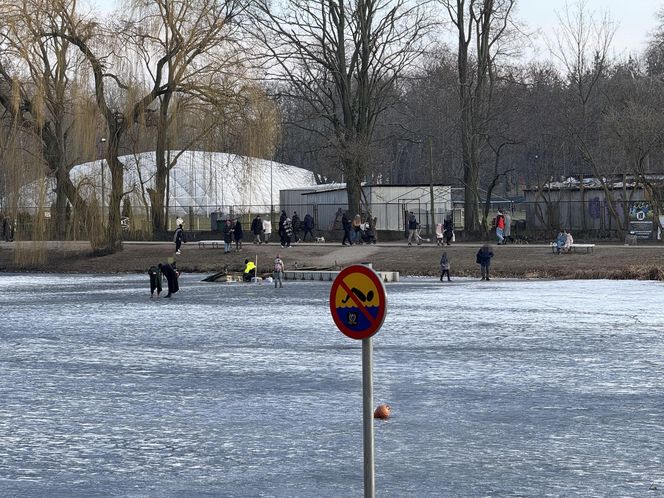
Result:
[550, 0, 625, 232]
[442, 0, 517, 233]
[254, 0, 432, 215]
[603, 68, 664, 235]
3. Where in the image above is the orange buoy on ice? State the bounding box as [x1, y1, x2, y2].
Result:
[373, 404, 391, 419]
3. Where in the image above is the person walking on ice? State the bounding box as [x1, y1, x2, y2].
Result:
[476, 245, 494, 281]
[148, 264, 162, 298]
[439, 252, 451, 282]
[273, 253, 285, 288]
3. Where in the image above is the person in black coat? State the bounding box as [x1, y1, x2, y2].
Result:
[443, 217, 454, 245]
[279, 210, 287, 246]
[407, 212, 418, 246]
[148, 264, 162, 298]
[476, 245, 494, 281]
[251, 215, 263, 244]
[291, 211, 301, 242]
[341, 212, 352, 246]
[174, 224, 185, 254]
[302, 213, 315, 241]
[159, 262, 179, 297]
[223, 219, 234, 253]
[233, 219, 243, 250]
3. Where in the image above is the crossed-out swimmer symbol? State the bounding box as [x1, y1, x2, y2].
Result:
[342, 287, 375, 326]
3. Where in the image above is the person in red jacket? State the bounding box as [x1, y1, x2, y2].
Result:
[495, 209, 505, 245]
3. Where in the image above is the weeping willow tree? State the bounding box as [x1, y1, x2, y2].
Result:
[0, 0, 113, 264]
[234, 83, 281, 214]
[40, 0, 198, 252]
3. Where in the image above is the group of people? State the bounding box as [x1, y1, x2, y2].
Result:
[150, 253, 286, 298]
[221, 218, 247, 253]
[437, 244, 495, 282]
[435, 218, 454, 246]
[554, 228, 574, 254]
[242, 255, 286, 288]
[409, 212, 456, 247]
[278, 210, 316, 247]
[341, 212, 377, 246]
[250, 215, 273, 245]
[148, 261, 180, 298]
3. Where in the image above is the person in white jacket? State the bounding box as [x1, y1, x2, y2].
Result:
[262, 217, 272, 244]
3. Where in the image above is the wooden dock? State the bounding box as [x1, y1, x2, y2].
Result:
[283, 270, 399, 282]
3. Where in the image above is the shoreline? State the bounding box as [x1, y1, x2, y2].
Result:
[1, 240, 664, 280]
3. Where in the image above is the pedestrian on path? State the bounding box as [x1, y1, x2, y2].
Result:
[342, 212, 352, 246]
[495, 210, 505, 245]
[223, 219, 234, 253]
[174, 224, 185, 255]
[234, 219, 243, 250]
[262, 217, 272, 244]
[251, 215, 263, 244]
[407, 211, 418, 246]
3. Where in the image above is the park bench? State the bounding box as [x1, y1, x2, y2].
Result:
[550, 242, 595, 254]
[198, 240, 222, 249]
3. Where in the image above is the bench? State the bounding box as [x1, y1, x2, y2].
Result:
[550, 242, 595, 254]
[198, 240, 222, 249]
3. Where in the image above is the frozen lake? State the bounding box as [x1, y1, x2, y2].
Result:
[0, 274, 663, 496]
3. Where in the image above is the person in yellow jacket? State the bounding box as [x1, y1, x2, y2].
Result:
[243, 259, 256, 282]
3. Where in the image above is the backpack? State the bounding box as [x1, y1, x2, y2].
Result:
[274, 259, 283, 272]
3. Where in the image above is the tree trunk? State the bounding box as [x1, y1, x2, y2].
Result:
[346, 162, 363, 216]
[101, 140, 124, 253]
[150, 92, 173, 233]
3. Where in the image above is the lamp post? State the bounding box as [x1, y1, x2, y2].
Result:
[99, 137, 106, 218]
[270, 161, 273, 218]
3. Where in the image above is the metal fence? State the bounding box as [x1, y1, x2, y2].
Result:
[6, 198, 664, 241]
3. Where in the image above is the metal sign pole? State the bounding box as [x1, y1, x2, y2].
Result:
[362, 337, 375, 498]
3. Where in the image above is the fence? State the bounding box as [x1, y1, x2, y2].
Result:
[5, 199, 664, 241]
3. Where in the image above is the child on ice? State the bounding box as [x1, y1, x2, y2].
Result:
[439, 252, 451, 282]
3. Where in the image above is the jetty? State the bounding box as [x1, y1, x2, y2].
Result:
[284, 269, 399, 282]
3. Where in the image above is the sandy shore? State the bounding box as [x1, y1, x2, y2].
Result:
[1, 240, 664, 280]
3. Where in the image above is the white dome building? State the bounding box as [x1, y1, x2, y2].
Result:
[69, 150, 317, 216]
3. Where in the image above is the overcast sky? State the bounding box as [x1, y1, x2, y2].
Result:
[87, 0, 661, 59]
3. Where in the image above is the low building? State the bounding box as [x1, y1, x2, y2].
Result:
[280, 184, 452, 232]
[523, 176, 664, 238]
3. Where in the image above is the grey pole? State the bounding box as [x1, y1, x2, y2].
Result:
[362, 337, 375, 498]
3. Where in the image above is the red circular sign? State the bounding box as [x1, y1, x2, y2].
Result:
[329, 265, 387, 340]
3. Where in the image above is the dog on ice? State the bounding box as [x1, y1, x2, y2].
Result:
[314, 236, 325, 243]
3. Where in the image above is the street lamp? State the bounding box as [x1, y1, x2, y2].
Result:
[99, 137, 107, 217]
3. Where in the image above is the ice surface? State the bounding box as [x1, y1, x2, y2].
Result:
[0, 275, 663, 496]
